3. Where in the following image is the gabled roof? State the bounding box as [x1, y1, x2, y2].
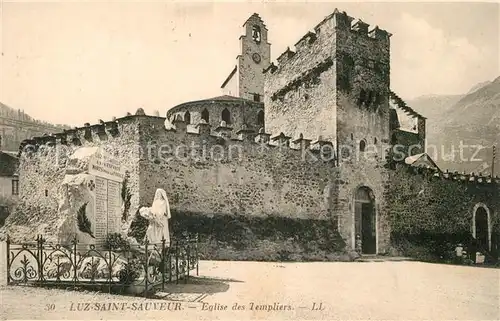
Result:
[389, 90, 426, 119]
[221, 65, 237, 89]
[405, 153, 441, 172]
[243, 13, 267, 29]
[208, 95, 245, 101]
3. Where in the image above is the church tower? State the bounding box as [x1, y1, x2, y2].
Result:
[221, 13, 271, 102]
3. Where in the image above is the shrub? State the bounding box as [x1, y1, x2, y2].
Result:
[104, 233, 129, 250]
[117, 258, 142, 284]
[127, 209, 149, 243]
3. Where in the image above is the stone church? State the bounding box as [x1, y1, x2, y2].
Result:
[167, 11, 431, 254]
[4, 10, 499, 262]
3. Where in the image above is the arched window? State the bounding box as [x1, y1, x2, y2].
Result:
[374, 137, 378, 144]
[201, 109, 209, 123]
[359, 139, 366, 152]
[184, 111, 191, 124]
[222, 108, 231, 124]
[257, 110, 264, 127]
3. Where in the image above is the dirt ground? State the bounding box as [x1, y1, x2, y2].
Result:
[1, 258, 499, 320]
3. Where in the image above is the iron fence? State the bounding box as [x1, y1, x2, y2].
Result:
[6, 234, 199, 296]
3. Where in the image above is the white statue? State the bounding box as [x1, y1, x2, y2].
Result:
[138, 188, 171, 246]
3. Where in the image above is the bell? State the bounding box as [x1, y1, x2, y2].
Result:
[252, 28, 261, 42]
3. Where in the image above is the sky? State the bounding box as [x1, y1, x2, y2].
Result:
[0, 1, 499, 127]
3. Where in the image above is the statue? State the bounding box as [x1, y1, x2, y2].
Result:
[138, 188, 171, 246]
[355, 234, 362, 254]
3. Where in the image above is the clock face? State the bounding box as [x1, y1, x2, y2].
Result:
[252, 53, 261, 64]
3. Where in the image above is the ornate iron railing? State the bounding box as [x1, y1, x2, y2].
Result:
[6, 234, 199, 297]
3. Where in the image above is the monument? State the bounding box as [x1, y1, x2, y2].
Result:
[88, 149, 125, 243]
[57, 147, 126, 245]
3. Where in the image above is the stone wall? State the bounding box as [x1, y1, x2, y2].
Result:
[264, 19, 337, 142]
[334, 10, 391, 151]
[139, 117, 339, 220]
[336, 149, 391, 253]
[391, 129, 423, 159]
[4, 114, 347, 259]
[386, 164, 500, 261]
[167, 99, 264, 134]
[1, 116, 145, 243]
[137, 116, 344, 260]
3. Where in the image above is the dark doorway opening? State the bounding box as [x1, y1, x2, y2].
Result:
[475, 207, 489, 251]
[355, 187, 376, 254]
[201, 109, 209, 123]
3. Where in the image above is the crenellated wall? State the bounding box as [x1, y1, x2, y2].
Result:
[386, 163, 500, 261]
[4, 114, 147, 242]
[4, 10, 499, 262]
[263, 17, 338, 142]
[264, 10, 392, 146]
[4, 110, 500, 260]
[4, 112, 346, 259]
[138, 117, 339, 221]
[263, 9, 393, 253]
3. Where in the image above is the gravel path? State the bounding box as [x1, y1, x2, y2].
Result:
[1, 260, 499, 320]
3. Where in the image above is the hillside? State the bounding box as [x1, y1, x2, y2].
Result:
[406, 77, 500, 175]
[406, 94, 463, 130]
[467, 80, 492, 94]
[0, 102, 70, 152]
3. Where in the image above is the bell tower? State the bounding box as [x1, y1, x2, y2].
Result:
[221, 13, 271, 102]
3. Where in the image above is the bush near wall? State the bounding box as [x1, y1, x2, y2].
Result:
[0, 206, 9, 227]
[387, 165, 500, 262]
[0, 195, 19, 227]
[128, 209, 347, 262]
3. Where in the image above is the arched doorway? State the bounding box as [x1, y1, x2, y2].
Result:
[354, 186, 377, 254]
[472, 203, 491, 251]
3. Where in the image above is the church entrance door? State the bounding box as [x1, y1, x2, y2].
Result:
[355, 187, 376, 255]
[475, 207, 489, 252]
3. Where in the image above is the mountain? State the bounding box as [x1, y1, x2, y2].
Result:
[405, 77, 500, 175]
[0, 102, 70, 152]
[467, 80, 492, 94]
[406, 94, 464, 130]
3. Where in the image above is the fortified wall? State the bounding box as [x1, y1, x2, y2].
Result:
[386, 162, 500, 261]
[4, 114, 144, 243]
[263, 19, 338, 142]
[263, 9, 391, 147]
[137, 115, 339, 221]
[3, 111, 347, 261]
[3, 9, 499, 262]
[263, 10, 394, 252]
